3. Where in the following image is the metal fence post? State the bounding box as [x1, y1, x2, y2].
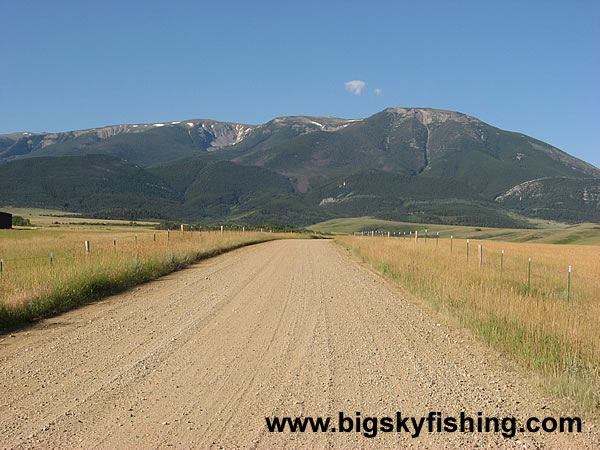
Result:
[568, 265, 572, 301]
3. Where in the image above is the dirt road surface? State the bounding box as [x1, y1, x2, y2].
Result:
[1, 240, 598, 448]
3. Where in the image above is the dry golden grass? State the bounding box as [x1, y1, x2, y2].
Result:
[0, 228, 287, 327]
[337, 235, 600, 414]
[1, 206, 158, 226]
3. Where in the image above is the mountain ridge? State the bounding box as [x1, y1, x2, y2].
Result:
[2, 107, 597, 177]
[1, 107, 598, 226]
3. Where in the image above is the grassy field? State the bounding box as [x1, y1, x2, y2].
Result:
[1, 206, 159, 226]
[336, 234, 600, 414]
[310, 216, 600, 245]
[0, 226, 289, 329]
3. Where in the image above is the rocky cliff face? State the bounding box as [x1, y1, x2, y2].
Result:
[192, 121, 255, 150]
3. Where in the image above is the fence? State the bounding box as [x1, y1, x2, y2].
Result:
[353, 229, 585, 301]
[0, 227, 272, 278]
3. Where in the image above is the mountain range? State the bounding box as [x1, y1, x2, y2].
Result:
[1, 107, 599, 226]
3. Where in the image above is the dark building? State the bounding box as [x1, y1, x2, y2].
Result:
[0, 211, 12, 229]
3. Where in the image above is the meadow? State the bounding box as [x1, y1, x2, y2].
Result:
[336, 234, 600, 414]
[1, 206, 158, 226]
[312, 216, 600, 245]
[0, 226, 286, 328]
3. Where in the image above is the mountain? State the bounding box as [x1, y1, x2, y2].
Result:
[495, 177, 600, 222]
[0, 154, 180, 218]
[146, 158, 325, 224]
[0, 154, 322, 224]
[1, 107, 598, 226]
[0, 120, 255, 166]
[227, 108, 599, 196]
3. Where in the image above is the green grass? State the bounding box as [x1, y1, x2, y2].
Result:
[309, 216, 600, 245]
[1, 206, 159, 226]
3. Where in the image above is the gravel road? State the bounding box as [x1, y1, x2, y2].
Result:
[1, 239, 597, 448]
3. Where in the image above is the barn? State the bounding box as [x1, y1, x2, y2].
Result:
[0, 211, 12, 229]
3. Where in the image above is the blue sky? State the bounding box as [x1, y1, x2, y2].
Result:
[1, 1, 599, 166]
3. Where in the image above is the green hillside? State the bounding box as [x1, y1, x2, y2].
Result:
[28, 126, 211, 167]
[225, 108, 599, 197]
[422, 121, 593, 197]
[0, 155, 180, 218]
[309, 217, 600, 245]
[1, 107, 598, 226]
[148, 159, 323, 224]
[0, 155, 326, 225]
[495, 177, 600, 222]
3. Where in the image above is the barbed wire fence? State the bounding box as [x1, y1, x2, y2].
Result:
[0, 226, 275, 277]
[353, 228, 582, 302]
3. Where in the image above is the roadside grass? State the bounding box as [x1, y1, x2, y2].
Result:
[336, 235, 600, 416]
[0, 229, 287, 329]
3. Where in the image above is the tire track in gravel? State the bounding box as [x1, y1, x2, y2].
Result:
[1, 239, 598, 448]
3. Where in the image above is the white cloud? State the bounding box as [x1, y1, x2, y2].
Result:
[344, 80, 366, 95]
[374, 88, 383, 96]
